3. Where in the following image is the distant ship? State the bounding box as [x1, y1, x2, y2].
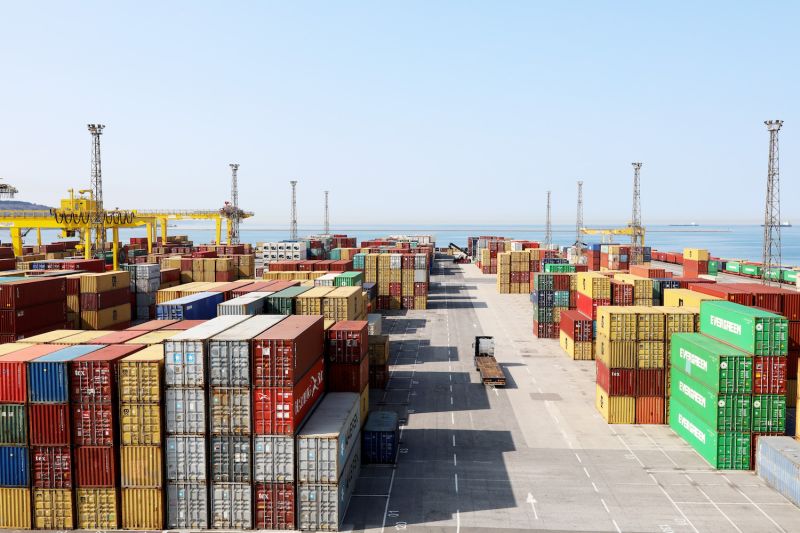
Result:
[668, 222, 699, 227]
[761, 221, 792, 227]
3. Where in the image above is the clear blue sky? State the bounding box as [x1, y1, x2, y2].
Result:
[1, 2, 797, 227]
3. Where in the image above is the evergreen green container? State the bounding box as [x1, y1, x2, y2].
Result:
[752, 394, 786, 433]
[699, 301, 788, 356]
[670, 372, 751, 431]
[266, 286, 311, 315]
[669, 400, 751, 470]
[670, 333, 752, 393]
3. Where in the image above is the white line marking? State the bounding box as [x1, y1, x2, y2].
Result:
[526, 493, 539, 519]
[525, 367, 531, 374]
[601, 498, 610, 513]
[721, 474, 787, 532]
[592, 482, 599, 493]
[454, 473, 459, 493]
[583, 467, 591, 479]
[694, 483, 743, 533]
[450, 396, 454, 405]
[493, 387, 499, 397]
[575, 453, 582, 463]
[379, 467, 396, 533]
[452, 435, 456, 447]
[451, 412, 455, 425]
[647, 473, 701, 533]
[612, 519, 622, 533]
[450, 385, 453, 393]
[449, 374, 452, 382]
[456, 509, 460, 533]
[453, 453, 457, 466]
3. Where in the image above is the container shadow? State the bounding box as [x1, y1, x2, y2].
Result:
[347, 428, 517, 530]
[426, 300, 488, 310]
[370, 371, 490, 414]
[383, 316, 428, 334]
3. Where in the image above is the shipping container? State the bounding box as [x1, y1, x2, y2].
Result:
[327, 320, 369, 364]
[157, 292, 225, 320]
[669, 402, 750, 469]
[16, 329, 80, 343]
[752, 394, 786, 433]
[635, 396, 665, 424]
[0, 344, 64, 403]
[266, 286, 310, 314]
[126, 319, 178, 331]
[699, 300, 788, 356]
[670, 373, 752, 431]
[596, 336, 636, 369]
[0, 277, 66, 309]
[74, 445, 115, 487]
[80, 287, 130, 311]
[0, 487, 31, 529]
[297, 443, 360, 532]
[166, 436, 207, 481]
[363, 410, 398, 464]
[594, 384, 634, 424]
[167, 482, 208, 529]
[595, 359, 635, 396]
[211, 482, 252, 529]
[91, 330, 148, 344]
[33, 488, 73, 529]
[253, 435, 294, 482]
[54, 330, 113, 344]
[211, 436, 251, 482]
[255, 482, 295, 530]
[28, 345, 105, 402]
[753, 356, 787, 395]
[29, 403, 70, 445]
[120, 403, 161, 446]
[327, 357, 369, 393]
[217, 293, 270, 316]
[118, 344, 164, 404]
[209, 315, 286, 387]
[756, 437, 800, 507]
[0, 300, 66, 334]
[80, 304, 132, 330]
[77, 487, 119, 529]
[253, 315, 324, 387]
[71, 344, 143, 404]
[210, 388, 251, 435]
[670, 333, 753, 393]
[121, 487, 163, 530]
[121, 445, 162, 487]
[124, 330, 179, 345]
[31, 445, 71, 488]
[80, 271, 131, 293]
[165, 388, 206, 434]
[0, 404, 25, 445]
[253, 357, 325, 435]
[297, 392, 360, 483]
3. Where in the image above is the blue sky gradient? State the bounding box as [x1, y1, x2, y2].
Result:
[1, 2, 797, 226]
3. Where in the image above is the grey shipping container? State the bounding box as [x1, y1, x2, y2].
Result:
[165, 315, 249, 387]
[135, 277, 160, 293]
[298, 442, 360, 531]
[166, 436, 207, 481]
[208, 315, 286, 387]
[366, 314, 382, 335]
[253, 435, 295, 483]
[297, 392, 360, 483]
[210, 388, 251, 435]
[166, 387, 206, 434]
[211, 436, 251, 482]
[756, 436, 800, 507]
[136, 292, 156, 307]
[167, 481, 208, 529]
[216, 294, 270, 316]
[211, 482, 252, 529]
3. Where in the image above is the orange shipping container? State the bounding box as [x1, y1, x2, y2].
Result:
[635, 396, 665, 424]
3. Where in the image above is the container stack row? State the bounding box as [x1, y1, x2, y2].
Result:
[0, 278, 67, 343]
[364, 253, 429, 310]
[122, 264, 161, 321]
[326, 321, 370, 425]
[531, 273, 574, 339]
[79, 272, 132, 330]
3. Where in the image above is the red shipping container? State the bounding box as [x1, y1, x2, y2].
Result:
[629, 265, 667, 278]
[327, 321, 368, 364]
[70, 344, 143, 404]
[559, 310, 593, 342]
[92, 331, 147, 344]
[636, 369, 665, 397]
[0, 247, 13, 259]
[401, 296, 415, 309]
[160, 268, 181, 284]
[596, 360, 635, 396]
[62, 259, 105, 273]
[32, 445, 72, 488]
[610, 280, 633, 306]
[328, 356, 369, 393]
[780, 291, 800, 321]
[389, 283, 402, 297]
[253, 315, 324, 388]
[0, 277, 66, 309]
[576, 293, 610, 320]
[255, 483, 295, 530]
[161, 320, 207, 331]
[0, 258, 15, 271]
[753, 356, 787, 395]
[0, 344, 64, 402]
[0, 300, 66, 334]
[377, 296, 391, 310]
[413, 283, 428, 297]
[80, 287, 130, 311]
[689, 284, 753, 306]
[253, 357, 324, 435]
[72, 402, 114, 446]
[74, 445, 116, 487]
[66, 276, 82, 296]
[635, 396, 665, 424]
[214, 271, 234, 282]
[533, 321, 558, 339]
[231, 281, 276, 297]
[29, 403, 71, 445]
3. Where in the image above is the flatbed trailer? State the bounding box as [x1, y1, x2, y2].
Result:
[473, 335, 506, 386]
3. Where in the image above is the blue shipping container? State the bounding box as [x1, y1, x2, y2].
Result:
[27, 344, 105, 403]
[156, 291, 224, 320]
[0, 446, 28, 486]
[756, 437, 800, 507]
[362, 411, 399, 464]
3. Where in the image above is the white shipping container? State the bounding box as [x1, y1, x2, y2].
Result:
[166, 388, 206, 435]
[315, 273, 338, 287]
[413, 270, 427, 283]
[389, 255, 402, 269]
[211, 482, 252, 529]
[216, 294, 269, 316]
[165, 316, 248, 387]
[756, 437, 800, 507]
[367, 314, 382, 336]
[167, 482, 208, 529]
[297, 392, 360, 484]
[297, 442, 361, 532]
[135, 263, 161, 279]
[166, 436, 207, 481]
[253, 435, 294, 483]
[208, 315, 286, 387]
[211, 436, 251, 483]
[135, 277, 161, 293]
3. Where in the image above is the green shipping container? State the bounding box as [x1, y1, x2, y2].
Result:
[751, 394, 786, 433]
[670, 333, 752, 393]
[725, 261, 741, 274]
[708, 260, 720, 275]
[741, 264, 763, 277]
[334, 272, 364, 287]
[669, 401, 751, 470]
[553, 291, 570, 307]
[266, 286, 311, 315]
[544, 264, 575, 273]
[670, 373, 751, 431]
[699, 301, 788, 356]
[782, 269, 798, 283]
[532, 304, 555, 324]
[533, 274, 557, 291]
[764, 268, 781, 281]
[329, 248, 342, 260]
[0, 405, 26, 445]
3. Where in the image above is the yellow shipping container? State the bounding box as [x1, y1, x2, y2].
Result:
[323, 287, 361, 321]
[662, 307, 698, 341]
[596, 307, 636, 340]
[596, 335, 636, 369]
[663, 288, 720, 308]
[559, 330, 593, 361]
[122, 488, 163, 530]
[683, 248, 710, 261]
[80, 270, 131, 293]
[120, 404, 161, 446]
[595, 385, 635, 424]
[359, 384, 369, 427]
[637, 341, 665, 369]
[577, 272, 611, 299]
[56, 330, 114, 344]
[67, 293, 80, 313]
[15, 329, 81, 343]
[34, 488, 73, 529]
[635, 308, 665, 341]
[414, 296, 427, 309]
[125, 330, 177, 345]
[77, 488, 118, 529]
[81, 304, 131, 330]
[121, 446, 162, 487]
[0, 342, 37, 356]
[296, 286, 335, 315]
[0, 487, 31, 529]
[614, 274, 653, 301]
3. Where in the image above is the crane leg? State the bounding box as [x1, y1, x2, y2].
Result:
[146, 223, 153, 253]
[215, 218, 222, 245]
[36, 227, 42, 246]
[11, 228, 23, 257]
[112, 227, 119, 271]
[160, 217, 167, 244]
[226, 218, 232, 245]
[84, 227, 91, 259]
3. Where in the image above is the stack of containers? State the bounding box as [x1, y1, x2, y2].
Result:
[164, 316, 247, 529]
[496, 251, 532, 294]
[129, 264, 161, 321]
[323, 287, 364, 321]
[217, 293, 271, 316]
[327, 321, 370, 423]
[1, 344, 66, 530]
[558, 310, 593, 360]
[71, 345, 143, 529]
[613, 274, 654, 307]
[478, 240, 504, 274]
[66, 274, 82, 329]
[0, 277, 67, 342]
[296, 287, 334, 316]
[368, 335, 389, 390]
[252, 315, 326, 530]
[80, 271, 132, 330]
[683, 248, 710, 278]
[118, 344, 165, 530]
[296, 393, 361, 531]
[208, 316, 283, 529]
[670, 301, 787, 469]
[596, 307, 637, 423]
[576, 273, 612, 325]
[531, 273, 572, 339]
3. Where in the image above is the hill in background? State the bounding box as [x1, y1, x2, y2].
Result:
[0, 200, 53, 210]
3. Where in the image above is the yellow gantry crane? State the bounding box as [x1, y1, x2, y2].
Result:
[580, 226, 645, 246]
